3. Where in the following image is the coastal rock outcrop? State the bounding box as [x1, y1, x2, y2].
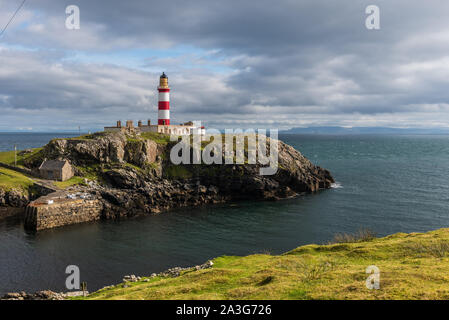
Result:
[0, 290, 66, 300]
[19, 131, 334, 229]
[0, 188, 29, 207]
[23, 132, 163, 168]
[122, 260, 215, 283]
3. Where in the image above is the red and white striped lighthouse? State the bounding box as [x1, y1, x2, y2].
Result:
[158, 72, 170, 125]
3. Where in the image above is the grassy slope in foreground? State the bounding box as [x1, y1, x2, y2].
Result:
[0, 167, 33, 191]
[83, 228, 449, 300]
[0, 148, 42, 192]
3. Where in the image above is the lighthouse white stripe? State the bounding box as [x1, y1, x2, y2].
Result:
[158, 109, 170, 119]
[158, 92, 170, 101]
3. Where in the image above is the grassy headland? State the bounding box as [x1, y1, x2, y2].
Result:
[0, 148, 52, 193]
[81, 228, 449, 300]
[0, 167, 34, 191]
[0, 148, 42, 168]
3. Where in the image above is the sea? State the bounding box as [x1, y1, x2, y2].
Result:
[1, 132, 449, 294]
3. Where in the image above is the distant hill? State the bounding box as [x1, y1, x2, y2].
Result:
[281, 126, 449, 135]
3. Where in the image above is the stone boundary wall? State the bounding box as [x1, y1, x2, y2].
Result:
[24, 199, 103, 231]
[0, 162, 40, 178]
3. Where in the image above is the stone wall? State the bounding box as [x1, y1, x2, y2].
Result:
[0, 162, 39, 178]
[61, 164, 74, 181]
[103, 127, 122, 133]
[24, 199, 103, 231]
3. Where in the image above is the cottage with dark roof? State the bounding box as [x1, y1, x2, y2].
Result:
[39, 159, 74, 181]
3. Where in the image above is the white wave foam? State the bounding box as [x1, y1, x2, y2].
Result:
[331, 182, 343, 189]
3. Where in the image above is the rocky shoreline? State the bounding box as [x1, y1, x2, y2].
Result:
[0, 290, 68, 301]
[1, 131, 334, 230]
[0, 260, 214, 300]
[0, 188, 31, 208]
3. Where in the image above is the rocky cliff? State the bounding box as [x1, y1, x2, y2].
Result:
[21, 131, 334, 221]
[0, 188, 30, 207]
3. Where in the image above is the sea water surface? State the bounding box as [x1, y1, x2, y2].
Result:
[1, 133, 449, 294]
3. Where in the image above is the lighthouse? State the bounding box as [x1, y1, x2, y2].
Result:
[158, 72, 170, 125]
[105, 71, 205, 135]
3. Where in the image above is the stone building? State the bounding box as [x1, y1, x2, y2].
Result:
[104, 119, 200, 135]
[39, 160, 74, 181]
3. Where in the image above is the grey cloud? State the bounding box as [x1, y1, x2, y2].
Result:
[1, 0, 449, 129]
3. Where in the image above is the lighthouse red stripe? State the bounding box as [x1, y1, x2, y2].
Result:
[158, 88, 170, 92]
[158, 119, 170, 125]
[158, 101, 170, 109]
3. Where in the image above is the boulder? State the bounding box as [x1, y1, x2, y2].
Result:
[0, 188, 29, 207]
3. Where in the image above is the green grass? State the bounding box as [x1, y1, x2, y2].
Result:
[60, 132, 108, 141]
[0, 148, 42, 167]
[139, 132, 171, 145]
[74, 164, 103, 182]
[54, 176, 86, 189]
[125, 136, 140, 143]
[0, 151, 16, 165]
[148, 162, 160, 170]
[0, 167, 34, 191]
[332, 229, 377, 244]
[81, 228, 449, 300]
[123, 162, 149, 173]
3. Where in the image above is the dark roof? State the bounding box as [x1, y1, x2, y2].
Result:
[160, 72, 167, 78]
[39, 160, 69, 171]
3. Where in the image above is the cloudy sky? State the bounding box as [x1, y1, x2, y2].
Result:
[1, 0, 449, 131]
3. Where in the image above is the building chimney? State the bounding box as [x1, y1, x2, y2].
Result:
[117, 120, 122, 128]
[138, 120, 142, 127]
[147, 119, 151, 126]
